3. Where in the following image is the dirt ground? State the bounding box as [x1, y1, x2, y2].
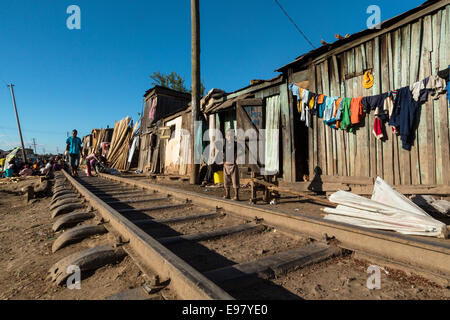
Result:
[123, 174, 327, 218]
[121, 174, 450, 300]
[1, 176, 449, 300]
[0, 178, 171, 300]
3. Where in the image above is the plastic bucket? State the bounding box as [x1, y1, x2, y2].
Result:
[214, 171, 224, 184]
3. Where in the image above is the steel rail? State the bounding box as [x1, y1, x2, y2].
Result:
[62, 170, 234, 300]
[98, 173, 450, 280]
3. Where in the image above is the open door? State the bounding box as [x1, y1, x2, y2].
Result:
[236, 98, 265, 174]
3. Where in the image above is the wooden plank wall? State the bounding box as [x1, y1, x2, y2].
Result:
[307, 6, 449, 185]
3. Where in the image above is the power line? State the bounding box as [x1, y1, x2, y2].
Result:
[273, 0, 316, 49]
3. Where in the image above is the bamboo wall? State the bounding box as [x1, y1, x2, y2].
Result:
[302, 5, 449, 186]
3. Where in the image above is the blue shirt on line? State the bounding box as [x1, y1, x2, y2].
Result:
[66, 137, 82, 155]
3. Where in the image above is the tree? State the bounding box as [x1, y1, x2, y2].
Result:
[150, 71, 206, 96]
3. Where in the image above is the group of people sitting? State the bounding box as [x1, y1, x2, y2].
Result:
[1, 156, 65, 178]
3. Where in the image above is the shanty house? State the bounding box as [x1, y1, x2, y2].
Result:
[201, 76, 305, 182]
[276, 0, 449, 186]
[138, 86, 192, 174]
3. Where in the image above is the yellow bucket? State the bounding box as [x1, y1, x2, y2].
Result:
[213, 171, 224, 184]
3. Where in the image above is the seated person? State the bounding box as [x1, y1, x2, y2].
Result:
[19, 164, 33, 177]
[2, 158, 16, 178]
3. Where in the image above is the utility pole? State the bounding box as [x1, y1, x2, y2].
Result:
[8, 84, 27, 163]
[190, 0, 200, 185]
[32, 138, 37, 154]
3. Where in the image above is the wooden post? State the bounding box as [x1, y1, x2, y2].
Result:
[250, 171, 256, 204]
[8, 84, 27, 163]
[190, 0, 201, 185]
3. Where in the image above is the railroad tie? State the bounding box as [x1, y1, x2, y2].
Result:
[103, 197, 168, 206]
[117, 203, 187, 214]
[133, 212, 222, 227]
[204, 244, 342, 289]
[158, 223, 265, 245]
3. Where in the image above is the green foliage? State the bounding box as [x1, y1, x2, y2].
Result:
[150, 71, 206, 96]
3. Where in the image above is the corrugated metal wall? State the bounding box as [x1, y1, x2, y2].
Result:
[306, 5, 449, 186]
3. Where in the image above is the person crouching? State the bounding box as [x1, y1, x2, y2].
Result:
[85, 151, 100, 177]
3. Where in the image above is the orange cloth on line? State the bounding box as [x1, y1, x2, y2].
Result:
[318, 94, 325, 104]
[350, 97, 365, 124]
[298, 88, 304, 112]
[334, 98, 342, 117]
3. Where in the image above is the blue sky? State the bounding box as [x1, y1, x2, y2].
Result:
[0, 0, 424, 154]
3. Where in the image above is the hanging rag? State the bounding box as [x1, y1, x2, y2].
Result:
[437, 66, 450, 106]
[350, 97, 365, 125]
[410, 78, 431, 102]
[363, 70, 374, 89]
[372, 118, 384, 140]
[426, 75, 447, 100]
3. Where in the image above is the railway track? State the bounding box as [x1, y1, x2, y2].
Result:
[47, 170, 450, 300]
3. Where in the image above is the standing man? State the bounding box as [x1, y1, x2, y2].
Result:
[223, 129, 240, 201]
[66, 129, 83, 177]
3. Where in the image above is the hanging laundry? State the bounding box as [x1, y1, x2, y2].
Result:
[426, 75, 447, 100]
[288, 84, 301, 100]
[350, 97, 365, 125]
[318, 96, 327, 118]
[300, 89, 310, 124]
[361, 93, 388, 113]
[340, 98, 353, 133]
[323, 97, 337, 122]
[311, 94, 319, 115]
[335, 97, 344, 121]
[308, 93, 316, 110]
[317, 94, 325, 104]
[437, 66, 449, 106]
[388, 86, 419, 151]
[383, 93, 396, 119]
[324, 97, 342, 127]
[372, 118, 384, 140]
[410, 77, 430, 102]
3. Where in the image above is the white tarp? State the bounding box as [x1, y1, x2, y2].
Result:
[323, 177, 447, 238]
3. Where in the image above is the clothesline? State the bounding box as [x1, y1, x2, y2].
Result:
[289, 66, 450, 151]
